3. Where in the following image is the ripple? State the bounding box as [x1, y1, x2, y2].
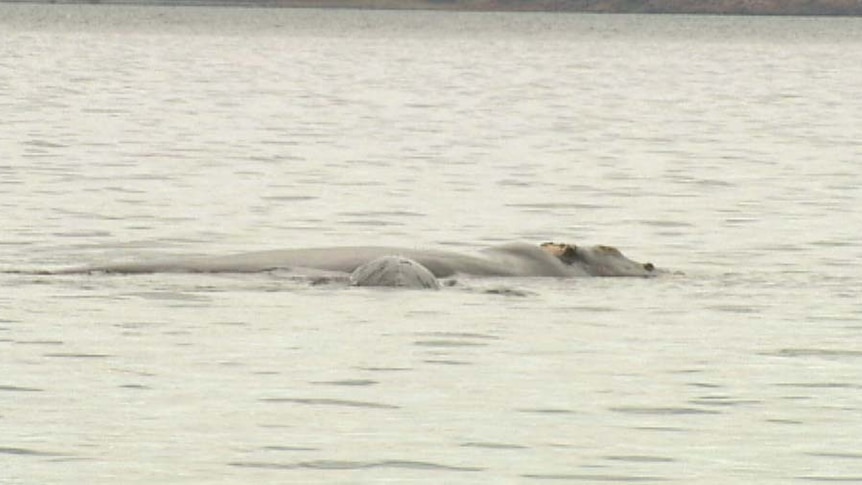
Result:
[522, 473, 664, 481]
[603, 455, 675, 463]
[230, 459, 482, 472]
[423, 359, 471, 365]
[507, 202, 608, 210]
[806, 452, 862, 460]
[795, 477, 862, 482]
[777, 382, 860, 389]
[413, 331, 498, 349]
[0, 446, 64, 457]
[480, 286, 534, 296]
[687, 382, 723, 389]
[563, 304, 618, 313]
[51, 230, 112, 238]
[610, 406, 721, 415]
[632, 426, 689, 432]
[414, 339, 489, 347]
[260, 398, 399, 409]
[517, 408, 578, 415]
[355, 366, 412, 372]
[129, 291, 212, 303]
[23, 139, 67, 149]
[766, 418, 804, 425]
[688, 396, 761, 407]
[415, 331, 500, 340]
[307, 460, 481, 471]
[339, 210, 425, 218]
[774, 348, 862, 359]
[118, 384, 150, 390]
[703, 304, 761, 314]
[0, 385, 43, 392]
[342, 219, 404, 227]
[640, 220, 694, 228]
[461, 442, 529, 450]
[310, 379, 378, 387]
[261, 445, 319, 452]
[260, 195, 318, 202]
[43, 353, 112, 359]
[13, 340, 63, 346]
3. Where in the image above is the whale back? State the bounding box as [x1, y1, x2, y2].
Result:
[349, 256, 440, 289]
[42, 243, 658, 280]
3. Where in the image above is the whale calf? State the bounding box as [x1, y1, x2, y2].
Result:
[48, 241, 658, 288]
[349, 256, 440, 289]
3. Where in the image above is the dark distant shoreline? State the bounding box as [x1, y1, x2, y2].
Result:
[274, 0, 862, 16]
[4, 0, 862, 16]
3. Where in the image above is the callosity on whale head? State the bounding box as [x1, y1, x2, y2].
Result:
[349, 256, 440, 289]
[541, 242, 656, 277]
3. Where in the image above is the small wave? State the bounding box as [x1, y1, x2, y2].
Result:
[610, 406, 721, 415]
[522, 472, 664, 482]
[310, 379, 378, 387]
[43, 353, 112, 359]
[604, 455, 675, 463]
[775, 348, 862, 359]
[517, 408, 578, 415]
[0, 446, 64, 457]
[0, 385, 43, 392]
[260, 397, 399, 409]
[230, 459, 482, 472]
[413, 339, 489, 347]
[461, 442, 529, 450]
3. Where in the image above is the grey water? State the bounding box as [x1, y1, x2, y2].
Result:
[2, 3, 861, 483]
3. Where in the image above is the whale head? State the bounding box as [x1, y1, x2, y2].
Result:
[541, 242, 656, 277]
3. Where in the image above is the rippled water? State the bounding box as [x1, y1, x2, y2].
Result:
[2, 4, 861, 483]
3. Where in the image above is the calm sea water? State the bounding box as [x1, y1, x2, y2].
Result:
[2, 4, 861, 483]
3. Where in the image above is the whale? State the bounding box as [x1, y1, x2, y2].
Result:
[350, 256, 440, 289]
[47, 241, 657, 288]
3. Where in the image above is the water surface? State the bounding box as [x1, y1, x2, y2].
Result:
[2, 4, 861, 484]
